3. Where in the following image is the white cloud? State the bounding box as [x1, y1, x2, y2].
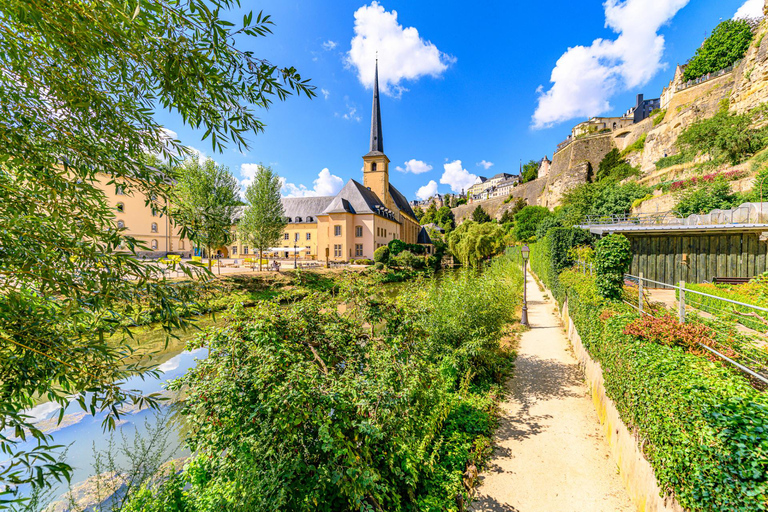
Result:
[321, 88, 330, 100]
[735, 0, 764, 18]
[532, 0, 690, 129]
[185, 145, 208, 165]
[395, 159, 433, 174]
[336, 99, 362, 122]
[416, 180, 438, 201]
[440, 160, 478, 194]
[239, 163, 260, 190]
[345, 2, 455, 97]
[477, 160, 494, 170]
[322, 40, 338, 51]
[281, 168, 344, 197]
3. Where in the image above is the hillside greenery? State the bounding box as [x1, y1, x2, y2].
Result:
[683, 19, 754, 82]
[120, 256, 523, 511]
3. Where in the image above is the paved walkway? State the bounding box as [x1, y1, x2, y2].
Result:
[471, 273, 634, 512]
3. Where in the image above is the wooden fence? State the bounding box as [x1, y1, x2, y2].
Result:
[627, 231, 767, 287]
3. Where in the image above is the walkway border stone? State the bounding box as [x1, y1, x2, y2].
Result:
[558, 290, 686, 512]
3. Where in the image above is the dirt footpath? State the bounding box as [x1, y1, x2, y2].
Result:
[471, 272, 634, 512]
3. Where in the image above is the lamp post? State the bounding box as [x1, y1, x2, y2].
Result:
[521, 244, 530, 327]
[294, 242, 298, 269]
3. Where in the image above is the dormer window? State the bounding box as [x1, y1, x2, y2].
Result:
[296, 217, 302, 222]
[307, 216, 313, 222]
[286, 217, 292, 223]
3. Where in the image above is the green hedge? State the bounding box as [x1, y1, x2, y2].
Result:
[530, 248, 768, 511]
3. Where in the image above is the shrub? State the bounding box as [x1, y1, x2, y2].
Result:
[677, 108, 768, 165]
[623, 314, 714, 354]
[655, 154, 689, 169]
[388, 239, 407, 256]
[471, 205, 492, 223]
[674, 177, 743, 217]
[373, 245, 390, 264]
[373, 261, 385, 270]
[353, 258, 374, 265]
[392, 250, 423, 269]
[534, 215, 562, 240]
[652, 109, 667, 127]
[594, 234, 631, 300]
[620, 133, 647, 157]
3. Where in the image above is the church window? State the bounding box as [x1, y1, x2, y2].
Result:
[355, 226, 363, 237]
[355, 244, 363, 257]
[371, 162, 377, 171]
[334, 225, 342, 236]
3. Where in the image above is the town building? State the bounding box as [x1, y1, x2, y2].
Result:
[229, 60, 428, 262]
[538, 156, 551, 179]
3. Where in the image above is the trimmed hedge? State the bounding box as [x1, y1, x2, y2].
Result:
[530, 245, 768, 511]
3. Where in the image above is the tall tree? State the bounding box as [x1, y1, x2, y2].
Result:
[472, 205, 492, 223]
[0, 0, 313, 499]
[520, 160, 540, 183]
[683, 19, 754, 82]
[174, 158, 241, 270]
[238, 166, 286, 271]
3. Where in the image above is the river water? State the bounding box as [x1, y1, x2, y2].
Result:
[13, 315, 222, 505]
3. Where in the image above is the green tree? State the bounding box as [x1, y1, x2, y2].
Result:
[594, 234, 632, 300]
[435, 206, 456, 232]
[413, 206, 425, 222]
[683, 19, 754, 82]
[521, 160, 539, 183]
[448, 221, 506, 267]
[513, 206, 552, 241]
[560, 181, 651, 225]
[237, 165, 286, 271]
[174, 158, 241, 270]
[596, 148, 639, 182]
[472, 205, 492, 223]
[420, 203, 438, 225]
[0, 0, 313, 498]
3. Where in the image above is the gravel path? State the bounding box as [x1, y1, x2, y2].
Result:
[470, 272, 634, 512]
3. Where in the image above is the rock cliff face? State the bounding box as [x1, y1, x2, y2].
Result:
[452, 177, 547, 223]
[731, 17, 768, 114]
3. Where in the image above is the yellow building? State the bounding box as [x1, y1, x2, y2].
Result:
[231, 60, 430, 262]
[100, 174, 193, 257]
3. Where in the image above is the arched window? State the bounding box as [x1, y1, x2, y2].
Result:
[116, 185, 126, 195]
[307, 216, 313, 222]
[296, 217, 302, 222]
[286, 217, 292, 223]
[117, 220, 125, 229]
[116, 202, 124, 213]
[179, 240, 185, 250]
[151, 222, 158, 233]
[151, 239, 158, 250]
[371, 162, 377, 171]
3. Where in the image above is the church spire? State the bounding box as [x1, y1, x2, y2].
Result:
[369, 58, 383, 154]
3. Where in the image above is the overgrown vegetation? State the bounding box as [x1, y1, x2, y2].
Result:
[594, 234, 632, 300]
[655, 153, 690, 170]
[673, 176, 743, 217]
[683, 19, 754, 82]
[117, 256, 523, 511]
[619, 134, 646, 158]
[520, 159, 539, 183]
[558, 181, 651, 225]
[448, 221, 506, 268]
[530, 245, 768, 511]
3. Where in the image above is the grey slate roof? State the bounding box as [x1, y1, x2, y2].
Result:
[389, 184, 417, 219]
[282, 196, 335, 222]
[417, 226, 433, 244]
[367, 60, 384, 156]
[490, 172, 514, 180]
[322, 179, 382, 215]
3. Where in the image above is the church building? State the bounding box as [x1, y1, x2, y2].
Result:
[230, 61, 429, 262]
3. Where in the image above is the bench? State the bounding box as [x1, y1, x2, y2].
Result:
[712, 276, 751, 285]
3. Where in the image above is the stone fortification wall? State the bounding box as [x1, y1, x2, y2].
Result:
[731, 17, 768, 114]
[541, 134, 614, 208]
[451, 177, 547, 223]
[639, 72, 735, 174]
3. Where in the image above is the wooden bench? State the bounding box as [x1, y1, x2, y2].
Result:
[712, 276, 751, 285]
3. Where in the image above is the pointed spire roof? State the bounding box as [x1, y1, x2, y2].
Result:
[366, 58, 384, 156]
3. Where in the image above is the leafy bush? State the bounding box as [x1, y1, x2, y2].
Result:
[534, 215, 562, 240]
[373, 261, 385, 271]
[529, 255, 768, 511]
[560, 181, 651, 225]
[623, 314, 714, 354]
[652, 109, 667, 127]
[655, 153, 689, 169]
[594, 234, 632, 300]
[683, 19, 754, 82]
[388, 239, 426, 257]
[677, 107, 768, 165]
[123, 256, 523, 511]
[373, 245, 390, 264]
[669, 169, 747, 192]
[674, 177, 743, 217]
[352, 258, 374, 265]
[391, 250, 424, 270]
[619, 133, 646, 158]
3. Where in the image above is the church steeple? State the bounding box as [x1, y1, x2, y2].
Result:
[369, 58, 384, 154]
[362, 57, 393, 210]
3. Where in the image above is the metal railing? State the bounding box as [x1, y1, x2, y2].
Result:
[572, 263, 768, 386]
[676, 61, 740, 92]
[582, 211, 685, 227]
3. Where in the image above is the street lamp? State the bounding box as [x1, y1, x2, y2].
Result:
[294, 242, 298, 269]
[521, 244, 530, 327]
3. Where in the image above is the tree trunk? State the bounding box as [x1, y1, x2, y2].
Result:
[259, 248, 263, 272]
[207, 246, 213, 271]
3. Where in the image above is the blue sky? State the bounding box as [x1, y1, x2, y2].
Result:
[156, 0, 764, 201]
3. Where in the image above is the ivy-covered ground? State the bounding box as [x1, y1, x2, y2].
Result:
[114, 255, 523, 511]
[531, 240, 768, 511]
